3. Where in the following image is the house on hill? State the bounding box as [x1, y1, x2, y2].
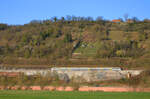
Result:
[112, 19, 122, 23]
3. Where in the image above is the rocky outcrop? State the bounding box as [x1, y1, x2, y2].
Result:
[52, 68, 143, 82]
[0, 67, 143, 82]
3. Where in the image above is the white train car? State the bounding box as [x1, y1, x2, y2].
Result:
[51, 67, 122, 72]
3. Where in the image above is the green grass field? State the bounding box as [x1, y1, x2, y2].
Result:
[0, 91, 150, 99]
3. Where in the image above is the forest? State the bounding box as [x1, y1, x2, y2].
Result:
[0, 16, 150, 68]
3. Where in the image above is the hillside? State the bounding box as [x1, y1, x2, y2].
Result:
[0, 16, 150, 69]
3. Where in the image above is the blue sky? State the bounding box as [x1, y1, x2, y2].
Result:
[0, 0, 150, 25]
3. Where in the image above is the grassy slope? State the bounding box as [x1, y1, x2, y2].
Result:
[109, 31, 124, 40]
[0, 91, 150, 99]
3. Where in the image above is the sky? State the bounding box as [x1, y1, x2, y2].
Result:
[0, 0, 150, 25]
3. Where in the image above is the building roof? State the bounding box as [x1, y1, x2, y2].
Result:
[112, 19, 121, 23]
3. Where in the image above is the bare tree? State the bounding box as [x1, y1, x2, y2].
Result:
[124, 13, 129, 21]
